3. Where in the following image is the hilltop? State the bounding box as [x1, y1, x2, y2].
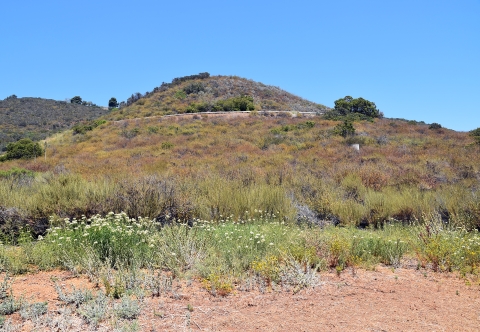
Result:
[0, 96, 110, 150]
[107, 74, 330, 120]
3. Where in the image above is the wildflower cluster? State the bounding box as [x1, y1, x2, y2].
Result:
[417, 227, 480, 272]
[44, 212, 158, 268]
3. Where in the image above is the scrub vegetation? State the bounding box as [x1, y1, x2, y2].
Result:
[0, 74, 479, 329]
[0, 96, 109, 151]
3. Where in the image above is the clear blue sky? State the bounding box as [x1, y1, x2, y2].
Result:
[1, 0, 479, 131]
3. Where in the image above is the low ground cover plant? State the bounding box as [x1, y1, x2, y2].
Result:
[0, 212, 479, 330]
[2, 212, 480, 286]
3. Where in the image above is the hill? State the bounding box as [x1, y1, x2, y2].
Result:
[0, 96, 110, 150]
[1, 112, 479, 232]
[106, 74, 330, 120]
[0, 76, 480, 332]
[0, 73, 478, 231]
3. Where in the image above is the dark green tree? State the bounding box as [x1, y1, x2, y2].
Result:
[108, 97, 119, 109]
[429, 123, 442, 130]
[470, 127, 480, 137]
[470, 127, 480, 145]
[332, 96, 381, 118]
[1, 138, 43, 161]
[70, 96, 83, 104]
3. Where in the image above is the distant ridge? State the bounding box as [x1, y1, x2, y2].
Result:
[0, 96, 110, 150]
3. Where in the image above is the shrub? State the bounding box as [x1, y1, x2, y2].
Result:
[19, 301, 48, 320]
[161, 142, 173, 149]
[333, 120, 355, 138]
[325, 96, 381, 119]
[174, 90, 187, 100]
[79, 292, 109, 327]
[470, 127, 480, 145]
[1, 138, 43, 161]
[72, 119, 106, 135]
[45, 212, 158, 269]
[213, 95, 255, 112]
[0, 168, 34, 180]
[251, 255, 282, 287]
[120, 128, 140, 139]
[114, 295, 141, 320]
[53, 281, 93, 307]
[202, 273, 234, 296]
[183, 82, 205, 95]
[70, 96, 82, 104]
[171, 72, 210, 85]
[270, 121, 315, 134]
[470, 127, 480, 137]
[186, 102, 210, 113]
[429, 123, 442, 130]
[0, 297, 20, 315]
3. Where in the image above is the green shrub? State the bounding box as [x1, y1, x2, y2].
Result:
[114, 295, 141, 320]
[161, 142, 174, 149]
[19, 301, 48, 320]
[72, 120, 107, 135]
[1, 138, 43, 161]
[45, 212, 157, 269]
[345, 136, 375, 145]
[0, 297, 20, 315]
[470, 127, 480, 145]
[333, 120, 355, 138]
[121, 128, 140, 138]
[213, 95, 255, 112]
[0, 168, 34, 180]
[270, 121, 315, 134]
[79, 292, 109, 327]
[334, 96, 381, 117]
[324, 96, 381, 120]
[183, 82, 205, 95]
[186, 102, 210, 113]
[174, 90, 187, 100]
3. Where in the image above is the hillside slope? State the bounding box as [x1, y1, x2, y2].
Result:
[0, 96, 110, 150]
[1, 113, 479, 230]
[107, 74, 329, 120]
[0, 73, 479, 230]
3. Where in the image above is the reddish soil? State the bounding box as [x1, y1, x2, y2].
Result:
[5, 266, 480, 331]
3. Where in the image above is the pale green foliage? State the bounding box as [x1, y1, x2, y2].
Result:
[53, 282, 93, 307]
[78, 292, 109, 327]
[19, 301, 48, 320]
[113, 295, 141, 320]
[0, 297, 20, 315]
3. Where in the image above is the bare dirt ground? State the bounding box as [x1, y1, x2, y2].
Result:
[5, 265, 480, 331]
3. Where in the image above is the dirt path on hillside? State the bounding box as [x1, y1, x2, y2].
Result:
[5, 265, 480, 331]
[113, 110, 318, 124]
